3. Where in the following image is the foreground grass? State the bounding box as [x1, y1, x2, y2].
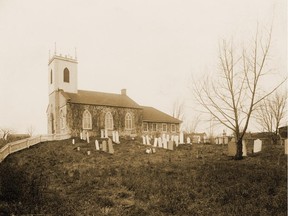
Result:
[0, 137, 286, 215]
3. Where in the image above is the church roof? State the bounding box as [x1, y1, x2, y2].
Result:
[141, 106, 182, 124]
[62, 90, 141, 109]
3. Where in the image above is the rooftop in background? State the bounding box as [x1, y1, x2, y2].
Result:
[141, 106, 182, 124]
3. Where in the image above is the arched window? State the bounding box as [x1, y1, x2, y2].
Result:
[50, 69, 53, 84]
[105, 112, 113, 130]
[125, 113, 133, 130]
[63, 68, 70, 83]
[82, 110, 92, 129]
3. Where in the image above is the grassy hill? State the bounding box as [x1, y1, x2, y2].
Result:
[0, 137, 286, 215]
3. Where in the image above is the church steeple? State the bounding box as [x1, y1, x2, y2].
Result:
[48, 50, 78, 95]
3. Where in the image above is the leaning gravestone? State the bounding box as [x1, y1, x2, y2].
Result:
[253, 139, 262, 153]
[108, 139, 114, 154]
[95, 140, 100, 151]
[102, 140, 107, 152]
[228, 138, 237, 156]
[168, 140, 174, 150]
[158, 137, 163, 148]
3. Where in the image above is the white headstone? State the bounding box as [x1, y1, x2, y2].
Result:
[77, 146, 80, 151]
[152, 148, 156, 153]
[142, 136, 146, 145]
[174, 135, 179, 147]
[253, 139, 262, 153]
[146, 135, 151, 145]
[86, 132, 90, 143]
[153, 137, 158, 147]
[115, 131, 120, 144]
[171, 135, 174, 142]
[163, 137, 168, 149]
[179, 132, 184, 144]
[87, 151, 91, 155]
[101, 129, 105, 138]
[187, 137, 191, 144]
[95, 140, 100, 150]
[72, 139, 75, 144]
[104, 129, 108, 138]
[80, 132, 83, 140]
[158, 137, 163, 148]
[162, 134, 166, 140]
[284, 139, 288, 155]
[112, 131, 116, 142]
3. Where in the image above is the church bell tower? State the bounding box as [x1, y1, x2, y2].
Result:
[47, 48, 78, 134]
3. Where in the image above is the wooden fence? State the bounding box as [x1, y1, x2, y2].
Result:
[0, 133, 71, 163]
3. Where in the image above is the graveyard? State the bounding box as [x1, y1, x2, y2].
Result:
[0, 136, 287, 215]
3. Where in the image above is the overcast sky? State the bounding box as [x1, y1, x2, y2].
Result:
[0, 0, 286, 135]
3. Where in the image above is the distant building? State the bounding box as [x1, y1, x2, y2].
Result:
[46, 53, 182, 137]
[185, 132, 208, 143]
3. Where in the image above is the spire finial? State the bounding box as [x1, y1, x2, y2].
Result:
[48, 50, 51, 61]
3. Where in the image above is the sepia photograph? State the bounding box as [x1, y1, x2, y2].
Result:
[0, 0, 287, 215]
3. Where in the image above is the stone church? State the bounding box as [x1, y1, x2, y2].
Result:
[47, 53, 182, 137]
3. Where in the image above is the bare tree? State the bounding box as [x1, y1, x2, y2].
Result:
[26, 125, 35, 137]
[172, 99, 185, 120]
[0, 128, 14, 140]
[184, 115, 201, 133]
[256, 90, 287, 136]
[193, 26, 286, 160]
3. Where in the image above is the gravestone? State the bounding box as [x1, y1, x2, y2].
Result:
[253, 139, 262, 153]
[80, 132, 83, 140]
[77, 147, 80, 151]
[166, 134, 170, 141]
[153, 137, 158, 147]
[168, 140, 174, 150]
[242, 140, 247, 156]
[158, 137, 163, 148]
[174, 135, 179, 147]
[171, 135, 174, 142]
[112, 131, 116, 142]
[162, 134, 166, 140]
[104, 129, 108, 138]
[228, 138, 237, 156]
[285, 139, 288, 155]
[152, 148, 156, 153]
[142, 136, 146, 145]
[72, 139, 75, 144]
[95, 140, 100, 150]
[101, 129, 105, 138]
[145, 148, 152, 154]
[146, 135, 151, 145]
[108, 139, 114, 154]
[102, 140, 107, 152]
[86, 132, 90, 143]
[87, 151, 91, 155]
[83, 131, 87, 140]
[187, 137, 191, 144]
[115, 131, 120, 144]
[179, 132, 184, 144]
[163, 137, 168, 149]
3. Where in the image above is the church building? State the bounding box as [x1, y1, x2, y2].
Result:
[47, 53, 182, 137]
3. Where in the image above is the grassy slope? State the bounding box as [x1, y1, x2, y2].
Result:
[0, 137, 286, 216]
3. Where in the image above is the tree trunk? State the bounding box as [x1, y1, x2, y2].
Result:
[235, 138, 243, 160]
